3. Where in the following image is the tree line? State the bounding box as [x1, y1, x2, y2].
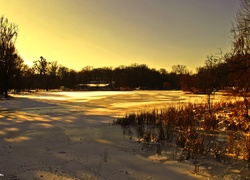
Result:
[10, 58, 188, 92]
[0, 0, 250, 102]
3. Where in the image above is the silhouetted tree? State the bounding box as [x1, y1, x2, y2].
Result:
[78, 66, 94, 84]
[9, 54, 25, 92]
[0, 16, 20, 97]
[47, 61, 60, 89]
[57, 66, 78, 89]
[171, 64, 192, 91]
[188, 53, 227, 112]
[33, 56, 50, 90]
[171, 65, 188, 75]
[20, 65, 35, 90]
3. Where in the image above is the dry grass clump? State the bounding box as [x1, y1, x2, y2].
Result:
[115, 101, 250, 164]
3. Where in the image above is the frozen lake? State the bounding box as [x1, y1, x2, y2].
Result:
[7, 90, 229, 117]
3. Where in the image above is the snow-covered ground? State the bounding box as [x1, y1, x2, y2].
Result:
[0, 91, 240, 179]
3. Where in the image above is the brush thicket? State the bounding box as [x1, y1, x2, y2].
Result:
[116, 100, 250, 162]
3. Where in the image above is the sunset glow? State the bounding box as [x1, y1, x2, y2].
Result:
[0, 0, 240, 71]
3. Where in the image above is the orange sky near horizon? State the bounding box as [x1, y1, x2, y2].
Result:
[0, 0, 241, 72]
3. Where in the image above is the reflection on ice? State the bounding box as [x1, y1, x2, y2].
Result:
[14, 91, 134, 101]
[11, 90, 230, 117]
[55, 91, 131, 98]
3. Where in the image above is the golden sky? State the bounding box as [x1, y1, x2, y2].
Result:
[0, 0, 240, 72]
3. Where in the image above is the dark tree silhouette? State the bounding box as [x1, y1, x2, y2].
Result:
[171, 64, 191, 91]
[47, 61, 60, 89]
[33, 56, 50, 90]
[0, 16, 20, 97]
[57, 66, 78, 89]
[171, 65, 188, 75]
[19, 65, 35, 90]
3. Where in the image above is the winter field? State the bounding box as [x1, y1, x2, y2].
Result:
[0, 90, 246, 179]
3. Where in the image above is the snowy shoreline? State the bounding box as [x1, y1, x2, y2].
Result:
[0, 91, 245, 179]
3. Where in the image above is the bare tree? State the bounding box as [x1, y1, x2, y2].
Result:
[227, 53, 250, 119]
[171, 64, 188, 75]
[47, 61, 60, 89]
[231, 0, 250, 55]
[33, 56, 50, 91]
[204, 54, 223, 113]
[229, 0, 250, 119]
[0, 16, 19, 97]
[192, 52, 227, 113]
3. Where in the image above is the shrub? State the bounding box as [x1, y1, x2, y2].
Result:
[116, 100, 250, 162]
